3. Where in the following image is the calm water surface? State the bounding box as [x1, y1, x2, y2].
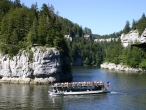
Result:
[0, 66, 146, 110]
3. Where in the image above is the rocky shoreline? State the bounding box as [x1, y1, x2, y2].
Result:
[0, 72, 72, 84]
[100, 62, 145, 72]
[0, 77, 57, 84]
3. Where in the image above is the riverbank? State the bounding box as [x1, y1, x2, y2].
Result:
[100, 62, 145, 72]
[0, 77, 56, 84]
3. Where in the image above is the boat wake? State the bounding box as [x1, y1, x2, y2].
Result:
[110, 91, 118, 94]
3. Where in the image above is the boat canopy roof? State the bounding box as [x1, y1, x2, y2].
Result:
[52, 81, 105, 88]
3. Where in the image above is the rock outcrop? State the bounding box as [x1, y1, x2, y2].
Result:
[0, 47, 72, 84]
[94, 38, 118, 42]
[94, 28, 146, 47]
[120, 29, 146, 47]
[100, 62, 145, 72]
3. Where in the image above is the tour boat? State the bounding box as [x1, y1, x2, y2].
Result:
[48, 81, 110, 95]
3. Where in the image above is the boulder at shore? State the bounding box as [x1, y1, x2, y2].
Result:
[100, 62, 145, 72]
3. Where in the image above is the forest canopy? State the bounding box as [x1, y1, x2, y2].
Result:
[0, 0, 89, 57]
[0, 0, 146, 69]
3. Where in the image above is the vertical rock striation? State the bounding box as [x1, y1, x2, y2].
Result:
[0, 47, 72, 83]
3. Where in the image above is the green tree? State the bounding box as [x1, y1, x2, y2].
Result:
[26, 28, 36, 46]
[13, 0, 21, 8]
[123, 20, 131, 34]
[132, 19, 137, 30]
[37, 13, 47, 45]
[83, 57, 89, 66]
[137, 13, 146, 35]
[83, 27, 92, 34]
[139, 59, 146, 69]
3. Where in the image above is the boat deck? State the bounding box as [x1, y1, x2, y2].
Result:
[52, 81, 105, 88]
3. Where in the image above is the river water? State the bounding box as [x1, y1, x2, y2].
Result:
[0, 66, 146, 110]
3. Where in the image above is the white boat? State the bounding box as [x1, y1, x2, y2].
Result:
[48, 81, 110, 95]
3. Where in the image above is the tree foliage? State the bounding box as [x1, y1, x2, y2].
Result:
[123, 20, 131, 34]
[0, 0, 81, 56]
[0, 0, 146, 69]
[137, 13, 146, 35]
[0, 0, 92, 74]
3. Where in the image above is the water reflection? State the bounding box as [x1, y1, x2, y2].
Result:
[48, 95, 64, 109]
[0, 84, 58, 110]
[0, 67, 146, 110]
[48, 94, 108, 110]
[0, 84, 31, 109]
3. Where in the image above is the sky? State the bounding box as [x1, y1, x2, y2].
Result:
[18, 0, 146, 35]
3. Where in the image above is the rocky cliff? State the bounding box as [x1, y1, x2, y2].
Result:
[120, 29, 146, 47]
[100, 29, 146, 72]
[94, 28, 146, 47]
[0, 47, 72, 84]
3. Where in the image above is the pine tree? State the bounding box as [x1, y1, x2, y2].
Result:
[132, 19, 137, 30]
[138, 13, 146, 35]
[123, 20, 131, 34]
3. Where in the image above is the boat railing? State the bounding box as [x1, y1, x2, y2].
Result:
[52, 81, 104, 88]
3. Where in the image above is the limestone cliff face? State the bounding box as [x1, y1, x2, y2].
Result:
[0, 47, 72, 83]
[94, 29, 146, 47]
[120, 29, 146, 47]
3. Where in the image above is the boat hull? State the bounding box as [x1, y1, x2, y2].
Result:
[49, 90, 109, 96]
